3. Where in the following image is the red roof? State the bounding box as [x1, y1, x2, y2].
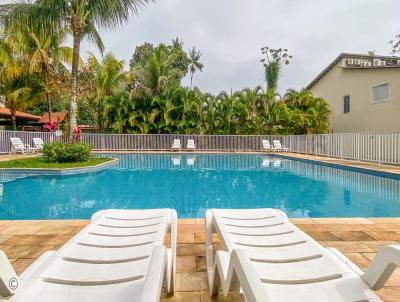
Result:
[0, 108, 41, 121]
[38, 112, 68, 124]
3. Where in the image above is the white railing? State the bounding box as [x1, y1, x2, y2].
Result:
[1, 131, 399, 165]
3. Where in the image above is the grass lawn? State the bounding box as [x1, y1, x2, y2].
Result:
[0, 156, 112, 169]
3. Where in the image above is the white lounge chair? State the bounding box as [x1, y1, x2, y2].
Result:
[206, 208, 400, 302]
[171, 155, 181, 166]
[187, 139, 196, 151]
[0, 209, 177, 302]
[32, 138, 45, 150]
[171, 139, 181, 151]
[261, 140, 276, 152]
[10, 137, 38, 154]
[272, 140, 289, 152]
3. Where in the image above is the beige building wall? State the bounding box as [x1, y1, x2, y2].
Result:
[310, 59, 400, 133]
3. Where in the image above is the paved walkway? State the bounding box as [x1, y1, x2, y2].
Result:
[0, 218, 399, 301]
[0, 154, 38, 162]
[280, 153, 400, 175]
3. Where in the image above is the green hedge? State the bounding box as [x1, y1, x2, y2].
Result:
[43, 142, 92, 163]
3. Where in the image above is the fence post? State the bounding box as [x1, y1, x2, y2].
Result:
[340, 134, 343, 159]
[306, 134, 308, 154]
[378, 134, 381, 165]
[297, 137, 300, 154]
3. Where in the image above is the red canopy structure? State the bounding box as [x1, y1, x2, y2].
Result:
[0, 108, 41, 122]
[38, 112, 68, 124]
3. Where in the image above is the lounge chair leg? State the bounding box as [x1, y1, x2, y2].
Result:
[0, 250, 19, 297]
[362, 245, 400, 290]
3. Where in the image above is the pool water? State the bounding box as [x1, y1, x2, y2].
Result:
[1, 153, 400, 219]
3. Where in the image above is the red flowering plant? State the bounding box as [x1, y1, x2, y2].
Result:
[43, 120, 57, 132]
[72, 126, 81, 143]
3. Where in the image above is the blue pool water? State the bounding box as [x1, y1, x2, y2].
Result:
[1, 153, 400, 219]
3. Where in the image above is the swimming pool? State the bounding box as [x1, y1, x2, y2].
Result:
[1, 153, 400, 219]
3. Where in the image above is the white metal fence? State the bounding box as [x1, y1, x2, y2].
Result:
[0, 130, 58, 153]
[1, 130, 399, 165]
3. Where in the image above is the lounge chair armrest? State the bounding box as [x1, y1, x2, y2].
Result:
[225, 250, 270, 302]
[139, 246, 166, 302]
[0, 251, 18, 297]
[362, 245, 400, 290]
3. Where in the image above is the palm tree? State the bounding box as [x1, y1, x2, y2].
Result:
[0, 27, 41, 129]
[3, 0, 152, 137]
[130, 45, 184, 98]
[88, 52, 128, 130]
[283, 89, 331, 134]
[188, 47, 203, 88]
[16, 27, 72, 122]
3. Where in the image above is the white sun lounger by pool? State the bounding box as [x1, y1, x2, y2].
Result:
[32, 138, 45, 151]
[206, 208, 400, 302]
[10, 137, 38, 154]
[261, 140, 276, 152]
[187, 139, 196, 150]
[0, 209, 177, 302]
[171, 139, 181, 151]
[272, 140, 289, 152]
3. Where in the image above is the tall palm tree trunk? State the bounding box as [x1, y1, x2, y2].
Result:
[11, 109, 16, 130]
[70, 29, 81, 138]
[43, 68, 52, 123]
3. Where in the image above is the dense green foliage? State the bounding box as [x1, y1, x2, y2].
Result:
[0, 157, 110, 169]
[0, 3, 331, 135]
[43, 142, 92, 163]
[2, 0, 152, 135]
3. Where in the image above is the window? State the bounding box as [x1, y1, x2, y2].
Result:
[372, 83, 390, 103]
[343, 95, 350, 113]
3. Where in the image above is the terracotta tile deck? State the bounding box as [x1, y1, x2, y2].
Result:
[0, 219, 399, 301]
[280, 153, 400, 175]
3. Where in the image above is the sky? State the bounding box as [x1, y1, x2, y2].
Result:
[2, 0, 400, 94]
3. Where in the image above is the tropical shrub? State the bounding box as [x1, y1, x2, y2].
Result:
[43, 142, 92, 163]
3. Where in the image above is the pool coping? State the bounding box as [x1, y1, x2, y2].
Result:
[0, 158, 119, 175]
[94, 151, 400, 179]
[274, 153, 400, 180]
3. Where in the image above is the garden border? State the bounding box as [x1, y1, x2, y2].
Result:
[0, 158, 118, 175]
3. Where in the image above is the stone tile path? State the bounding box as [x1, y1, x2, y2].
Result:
[0, 218, 400, 301]
[281, 153, 400, 175]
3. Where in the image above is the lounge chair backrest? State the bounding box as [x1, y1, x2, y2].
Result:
[10, 137, 25, 149]
[262, 140, 271, 149]
[206, 208, 389, 302]
[33, 138, 44, 148]
[6, 209, 177, 301]
[273, 140, 282, 148]
[172, 139, 181, 148]
[187, 139, 195, 149]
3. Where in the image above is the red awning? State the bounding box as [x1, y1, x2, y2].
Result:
[0, 108, 41, 121]
[38, 112, 68, 124]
